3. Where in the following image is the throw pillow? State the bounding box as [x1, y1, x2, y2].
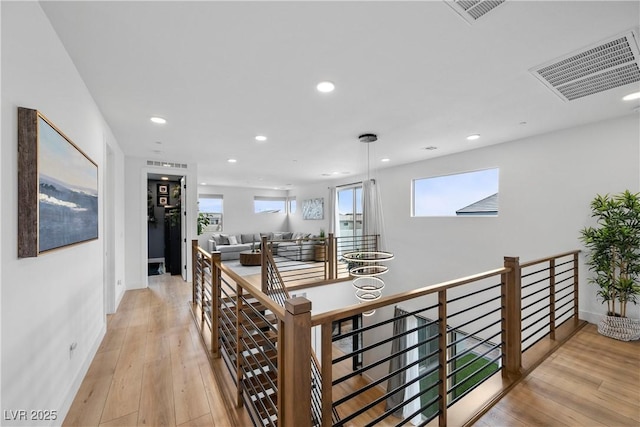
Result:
[220, 234, 230, 245]
[228, 235, 238, 245]
[273, 232, 283, 241]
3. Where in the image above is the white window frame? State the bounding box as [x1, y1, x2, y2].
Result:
[254, 196, 287, 214]
[412, 168, 499, 217]
[199, 194, 223, 232]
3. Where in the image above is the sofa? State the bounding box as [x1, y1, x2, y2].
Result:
[208, 231, 316, 261]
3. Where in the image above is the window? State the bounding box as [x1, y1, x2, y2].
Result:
[288, 197, 297, 214]
[416, 317, 499, 421]
[254, 196, 286, 214]
[337, 184, 362, 238]
[412, 168, 499, 217]
[199, 195, 223, 231]
[417, 317, 439, 420]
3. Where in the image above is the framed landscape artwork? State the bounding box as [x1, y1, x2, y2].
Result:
[18, 107, 99, 257]
[302, 198, 324, 220]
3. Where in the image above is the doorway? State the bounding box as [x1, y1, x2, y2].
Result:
[147, 173, 184, 276]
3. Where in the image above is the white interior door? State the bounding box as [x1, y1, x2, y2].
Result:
[181, 176, 187, 281]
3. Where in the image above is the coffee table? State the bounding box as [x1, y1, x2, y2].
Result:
[239, 250, 261, 266]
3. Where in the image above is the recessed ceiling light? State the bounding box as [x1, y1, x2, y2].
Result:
[381, 158, 390, 162]
[466, 134, 480, 141]
[200, 182, 207, 185]
[255, 135, 267, 142]
[316, 81, 335, 93]
[228, 158, 237, 163]
[622, 91, 640, 101]
[150, 117, 166, 124]
[161, 176, 169, 181]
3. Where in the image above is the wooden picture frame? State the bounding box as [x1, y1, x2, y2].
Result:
[18, 107, 99, 257]
[157, 183, 169, 195]
[158, 196, 169, 207]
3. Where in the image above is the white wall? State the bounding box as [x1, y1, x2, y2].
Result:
[196, 184, 292, 247]
[124, 158, 198, 289]
[381, 115, 639, 323]
[287, 184, 332, 237]
[292, 115, 640, 324]
[293, 115, 639, 388]
[1, 2, 126, 424]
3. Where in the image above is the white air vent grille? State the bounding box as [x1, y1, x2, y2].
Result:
[445, 0, 506, 23]
[531, 31, 640, 101]
[147, 160, 188, 169]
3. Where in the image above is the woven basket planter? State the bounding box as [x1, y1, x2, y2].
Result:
[597, 315, 640, 341]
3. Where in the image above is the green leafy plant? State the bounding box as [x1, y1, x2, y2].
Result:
[197, 212, 211, 235]
[580, 190, 640, 317]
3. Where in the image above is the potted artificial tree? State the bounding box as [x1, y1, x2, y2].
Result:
[580, 190, 640, 341]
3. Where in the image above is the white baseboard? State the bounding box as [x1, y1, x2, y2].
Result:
[57, 322, 106, 427]
[579, 310, 601, 325]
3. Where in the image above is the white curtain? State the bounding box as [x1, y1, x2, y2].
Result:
[404, 315, 422, 425]
[328, 186, 336, 235]
[362, 179, 387, 250]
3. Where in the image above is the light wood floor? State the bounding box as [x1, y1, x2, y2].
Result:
[65, 272, 640, 427]
[63, 273, 251, 427]
[474, 323, 640, 427]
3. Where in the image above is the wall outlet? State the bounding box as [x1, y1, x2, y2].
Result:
[69, 342, 77, 359]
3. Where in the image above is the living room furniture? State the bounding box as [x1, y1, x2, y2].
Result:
[239, 250, 261, 266]
[208, 231, 315, 261]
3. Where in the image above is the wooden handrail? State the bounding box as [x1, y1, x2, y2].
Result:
[519, 250, 580, 268]
[191, 240, 583, 427]
[311, 267, 509, 326]
[218, 259, 287, 320]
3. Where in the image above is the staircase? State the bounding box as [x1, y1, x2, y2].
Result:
[192, 241, 338, 427]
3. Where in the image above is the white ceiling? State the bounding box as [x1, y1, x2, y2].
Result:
[40, 1, 640, 189]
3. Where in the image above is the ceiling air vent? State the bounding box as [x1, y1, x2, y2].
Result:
[147, 160, 188, 169]
[530, 30, 640, 102]
[444, 0, 506, 24]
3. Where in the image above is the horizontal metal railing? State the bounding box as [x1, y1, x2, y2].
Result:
[310, 253, 583, 427]
[312, 267, 510, 427]
[520, 251, 580, 351]
[260, 234, 380, 289]
[192, 241, 584, 427]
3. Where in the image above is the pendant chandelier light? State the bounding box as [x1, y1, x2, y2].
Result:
[344, 134, 394, 316]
